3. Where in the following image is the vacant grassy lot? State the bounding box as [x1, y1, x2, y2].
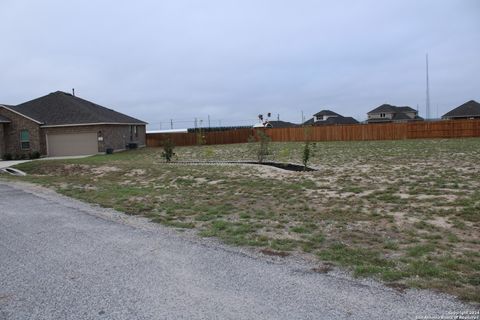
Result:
[4, 138, 480, 302]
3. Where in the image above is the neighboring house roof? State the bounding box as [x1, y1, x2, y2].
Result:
[268, 120, 298, 128]
[442, 100, 480, 119]
[367, 103, 417, 114]
[392, 113, 414, 121]
[303, 118, 315, 125]
[314, 116, 359, 125]
[397, 106, 417, 113]
[303, 116, 358, 126]
[313, 110, 340, 117]
[368, 104, 418, 114]
[8, 91, 147, 126]
[368, 104, 399, 114]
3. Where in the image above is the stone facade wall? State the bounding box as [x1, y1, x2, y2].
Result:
[0, 108, 43, 156]
[44, 124, 146, 153]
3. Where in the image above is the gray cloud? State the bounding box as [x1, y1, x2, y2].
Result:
[1, 0, 479, 129]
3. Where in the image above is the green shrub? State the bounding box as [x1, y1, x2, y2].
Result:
[29, 151, 41, 159]
[161, 139, 175, 162]
[302, 141, 316, 170]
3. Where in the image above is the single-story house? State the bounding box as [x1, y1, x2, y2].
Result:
[367, 104, 423, 123]
[303, 110, 359, 125]
[0, 91, 147, 158]
[442, 100, 480, 120]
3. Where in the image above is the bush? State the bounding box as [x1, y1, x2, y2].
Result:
[302, 141, 316, 170]
[161, 139, 175, 162]
[29, 151, 41, 159]
[2, 153, 12, 161]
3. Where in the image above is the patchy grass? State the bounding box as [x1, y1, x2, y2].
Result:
[3, 137, 480, 303]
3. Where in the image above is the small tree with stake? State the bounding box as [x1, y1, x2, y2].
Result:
[256, 129, 271, 163]
[161, 139, 175, 162]
[302, 125, 316, 171]
[302, 141, 316, 171]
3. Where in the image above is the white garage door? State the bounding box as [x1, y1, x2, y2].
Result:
[47, 132, 98, 157]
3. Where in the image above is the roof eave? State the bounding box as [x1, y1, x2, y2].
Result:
[442, 114, 480, 118]
[40, 122, 148, 128]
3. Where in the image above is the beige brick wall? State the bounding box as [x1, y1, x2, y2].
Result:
[0, 108, 43, 156]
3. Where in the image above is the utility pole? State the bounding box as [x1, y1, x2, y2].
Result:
[426, 54, 431, 120]
[170, 119, 173, 129]
[208, 115, 211, 128]
[277, 113, 280, 121]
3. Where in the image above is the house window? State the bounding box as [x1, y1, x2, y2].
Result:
[20, 129, 30, 150]
[380, 113, 386, 118]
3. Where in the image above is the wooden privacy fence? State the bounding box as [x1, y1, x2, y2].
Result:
[146, 129, 253, 147]
[146, 119, 480, 147]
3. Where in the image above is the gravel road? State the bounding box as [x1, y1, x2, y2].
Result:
[0, 181, 475, 320]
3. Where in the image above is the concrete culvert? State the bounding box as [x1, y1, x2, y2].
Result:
[1, 168, 27, 176]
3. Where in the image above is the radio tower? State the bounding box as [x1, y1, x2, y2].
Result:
[426, 54, 431, 119]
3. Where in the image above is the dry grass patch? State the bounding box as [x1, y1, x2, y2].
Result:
[6, 138, 480, 303]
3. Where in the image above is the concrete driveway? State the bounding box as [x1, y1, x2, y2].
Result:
[0, 181, 474, 320]
[0, 160, 30, 170]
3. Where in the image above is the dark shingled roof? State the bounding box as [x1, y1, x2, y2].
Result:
[313, 110, 340, 117]
[397, 106, 417, 113]
[392, 113, 413, 121]
[368, 104, 398, 114]
[442, 100, 480, 118]
[303, 118, 315, 125]
[314, 116, 359, 125]
[268, 120, 298, 128]
[303, 116, 359, 126]
[368, 104, 417, 114]
[9, 91, 146, 126]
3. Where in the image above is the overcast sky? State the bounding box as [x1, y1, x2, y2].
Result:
[1, 0, 479, 129]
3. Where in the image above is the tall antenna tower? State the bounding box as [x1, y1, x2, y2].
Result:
[426, 54, 431, 119]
